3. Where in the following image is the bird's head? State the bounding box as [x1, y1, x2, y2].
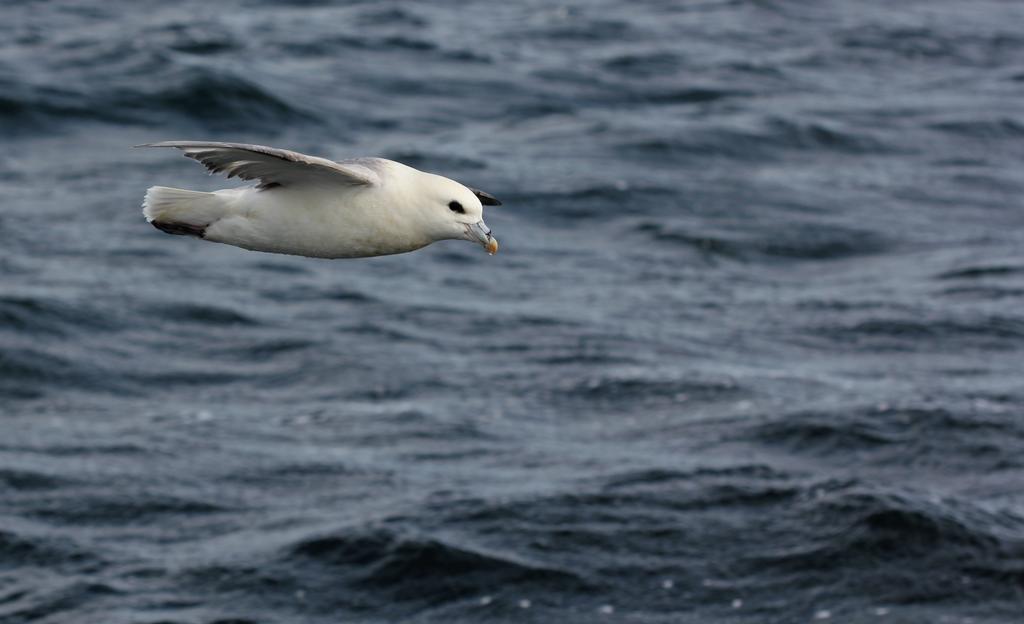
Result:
[418, 173, 501, 255]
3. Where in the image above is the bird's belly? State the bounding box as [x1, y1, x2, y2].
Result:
[204, 189, 429, 259]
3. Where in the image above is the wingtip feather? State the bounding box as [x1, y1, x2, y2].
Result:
[134, 141, 205, 149]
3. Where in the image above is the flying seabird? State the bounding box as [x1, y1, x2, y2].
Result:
[138, 141, 501, 259]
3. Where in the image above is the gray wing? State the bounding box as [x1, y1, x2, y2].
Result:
[137, 141, 380, 189]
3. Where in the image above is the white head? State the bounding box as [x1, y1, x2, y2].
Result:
[415, 172, 501, 254]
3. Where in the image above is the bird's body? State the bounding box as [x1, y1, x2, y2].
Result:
[140, 142, 501, 259]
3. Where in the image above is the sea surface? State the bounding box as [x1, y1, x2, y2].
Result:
[2, 1, 1024, 622]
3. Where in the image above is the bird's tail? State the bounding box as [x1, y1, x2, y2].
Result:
[142, 186, 227, 238]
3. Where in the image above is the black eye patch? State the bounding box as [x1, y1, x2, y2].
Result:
[448, 201, 465, 214]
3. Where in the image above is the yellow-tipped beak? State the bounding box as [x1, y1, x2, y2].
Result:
[467, 220, 498, 255]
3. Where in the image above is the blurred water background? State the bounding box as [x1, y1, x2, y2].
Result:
[2, 1, 1024, 622]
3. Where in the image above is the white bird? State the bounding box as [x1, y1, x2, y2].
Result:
[138, 141, 501, 259]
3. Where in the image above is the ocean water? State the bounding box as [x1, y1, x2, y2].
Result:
[2, 1, 1024, 622]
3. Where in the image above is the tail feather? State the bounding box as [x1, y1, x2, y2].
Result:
[142, 186, 225, 237]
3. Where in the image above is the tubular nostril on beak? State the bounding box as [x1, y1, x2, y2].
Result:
[465, 220, 497, 254]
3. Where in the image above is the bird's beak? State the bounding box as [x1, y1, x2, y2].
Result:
[466, 220, 499, 255]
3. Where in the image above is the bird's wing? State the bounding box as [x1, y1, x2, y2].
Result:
[470, 188, 502, 206]
[137, 141, 380, 189]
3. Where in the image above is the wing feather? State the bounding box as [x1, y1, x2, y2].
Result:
[137, 141, 380, 189]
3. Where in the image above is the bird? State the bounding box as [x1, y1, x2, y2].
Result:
[137, 141, 501, 259]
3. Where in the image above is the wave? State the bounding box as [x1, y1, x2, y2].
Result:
[0, 468, 70, 491]
[741, 489, 1024, 604]
[0, 528, 100, 570]
[0, 581, 119, 623]
[619, 116, 897, 166]
[28, 493, 229, 525]
[601, 51, 683, 77]
[0, 348, 80, 400]
[927, 118, 1024, 140]
[162, 475, 1024, 619]
[633, 220, 888, 261]
[811, 314, 1024, 352]
[939, 285, 1024, 300]
[936, 264, 1024, 280]
[0, 295, 117, 337]
[558, 373, 743, 404]
[180, 526, 588, 615]
[279, 34, 492, 65]
[262, 281, 373, 307]
[750, 412, 896, 455]
[743, 404, 1024, 474]
[514, 185, 676, 221]
[144, 301, 259, 327]
[839, 24, 1024, 65]
[290, 529, 584, 591]
[532, 19, 635, 43]
[128, 70, 318, 127]
[0, 68, 317, 133]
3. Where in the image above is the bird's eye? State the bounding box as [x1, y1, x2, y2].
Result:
[448, 201, 465, 214]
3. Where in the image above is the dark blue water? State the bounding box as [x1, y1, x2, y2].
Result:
[3, 1, 1024, 622]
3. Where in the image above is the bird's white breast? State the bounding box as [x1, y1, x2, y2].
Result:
[204, 179, 431, 259]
